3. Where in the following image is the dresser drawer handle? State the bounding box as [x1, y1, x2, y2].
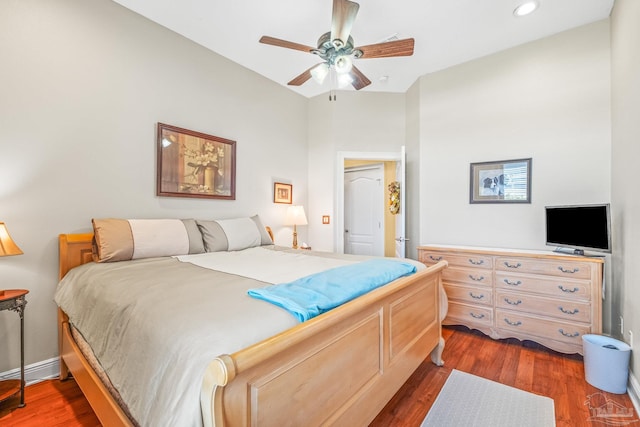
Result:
[503, 279, 522, 286]
[558, 329, 580, 338]
[504, 298, 522, 306]
[504, 318, 522, 326]
[504, 262, 522, 269]
[468, 258, 484, 265]
[558, 266, 579, 274]
[558, 307, 579, 315]
[558, 285, 579, 293]
[468, 275, 485, 282]
[470, 312, 485, 319]
[469, 292, 485, 300]
[429, 255, 443, 261]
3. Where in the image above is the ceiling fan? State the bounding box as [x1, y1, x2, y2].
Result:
[259, 0, 415, 97]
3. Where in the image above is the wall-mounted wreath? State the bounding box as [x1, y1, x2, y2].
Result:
[388, 181, 400, 215]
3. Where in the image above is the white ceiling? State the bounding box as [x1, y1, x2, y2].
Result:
[112, 0, 614, 99]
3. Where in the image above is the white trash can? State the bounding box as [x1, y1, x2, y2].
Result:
[582, 334, 631, 394]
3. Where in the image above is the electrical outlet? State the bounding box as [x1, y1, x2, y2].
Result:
[620, 316, 624, 335]
[629, 331, 634, 348]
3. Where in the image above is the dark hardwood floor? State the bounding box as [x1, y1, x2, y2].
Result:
[0, 327, 636, 426]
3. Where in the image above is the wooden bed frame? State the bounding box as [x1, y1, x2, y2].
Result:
[57, 233, 448, 426]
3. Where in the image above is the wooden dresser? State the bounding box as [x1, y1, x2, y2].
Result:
[418, 245, 604, 355]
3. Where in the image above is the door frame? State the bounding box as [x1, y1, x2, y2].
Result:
[335, 149, 404, 254]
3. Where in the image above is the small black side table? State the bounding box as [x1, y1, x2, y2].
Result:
[0, 289, 28, 408]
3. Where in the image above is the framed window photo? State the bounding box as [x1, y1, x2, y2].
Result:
[156, 123, 236, 200]
[470, 158, 532, 204]
[274, 182, 292, 204]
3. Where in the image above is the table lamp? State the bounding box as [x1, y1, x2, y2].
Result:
[0, 222, 23, 297]
[284, 206, 308, 249]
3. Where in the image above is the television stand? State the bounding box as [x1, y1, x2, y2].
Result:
[553, 247, 585, 256]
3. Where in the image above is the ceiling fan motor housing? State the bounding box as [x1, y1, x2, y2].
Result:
[313, 32, 363, 65]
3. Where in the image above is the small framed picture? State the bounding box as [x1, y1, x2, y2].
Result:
[274, 182, 292, 204]
[470, 158, 532, 204]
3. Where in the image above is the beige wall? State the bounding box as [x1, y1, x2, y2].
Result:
[0, 0, 308, 373]
[611, 0, 640, 395]
[307, 92, 407, 252]
[417, 20, 611, 252]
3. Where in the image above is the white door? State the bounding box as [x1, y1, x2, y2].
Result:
[344, 165, 384, 256]
[394, 146, 407, 258]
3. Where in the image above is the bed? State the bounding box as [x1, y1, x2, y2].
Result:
[56, 218, 448, 427]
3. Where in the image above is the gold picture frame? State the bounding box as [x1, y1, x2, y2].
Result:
[274, 182, 292, 204]
[156, 123, 236, 199]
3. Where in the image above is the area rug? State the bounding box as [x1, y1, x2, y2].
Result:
[421, 369, 555, 427]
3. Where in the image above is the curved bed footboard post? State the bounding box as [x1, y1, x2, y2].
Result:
[201, 355, 237, 427]
[431, 279, 449, 366]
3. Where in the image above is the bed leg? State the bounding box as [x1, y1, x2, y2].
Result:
[58, 308, 71, 380]
[59, 356, 70, 380]
[430, 336, 445, 366]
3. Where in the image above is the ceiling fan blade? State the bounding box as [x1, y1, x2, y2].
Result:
[350, 65, 371, 90]
[330, 0, 360, 48]
[357, 38, 415, 58]
[287, 65, 319, 86]
[259, 36, 315, 53]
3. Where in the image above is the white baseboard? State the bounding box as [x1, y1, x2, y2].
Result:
[629, 369, 640, 415]
[0, 357, 59, 386]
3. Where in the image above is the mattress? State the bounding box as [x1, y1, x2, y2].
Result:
[55, 246, 424, 426]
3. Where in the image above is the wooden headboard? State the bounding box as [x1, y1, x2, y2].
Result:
[58, 233, 94, 280]
[58, 227, 275, 280]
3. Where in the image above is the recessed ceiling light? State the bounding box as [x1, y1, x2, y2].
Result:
[513, 1, 539, 17]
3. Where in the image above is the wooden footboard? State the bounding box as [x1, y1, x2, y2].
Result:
[57, 233, 447, 427]
[201, 261, 447, 427]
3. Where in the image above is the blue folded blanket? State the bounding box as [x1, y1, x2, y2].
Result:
[247, 259, 417, 322]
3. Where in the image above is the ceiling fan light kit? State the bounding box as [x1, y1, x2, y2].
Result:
[311, 63, 330, 84]
[259, 0, 415, 100]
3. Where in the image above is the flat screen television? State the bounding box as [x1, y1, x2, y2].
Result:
[545, 204, 611, 255]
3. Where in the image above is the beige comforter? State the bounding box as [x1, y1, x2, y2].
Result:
[54, 247, 423, 427]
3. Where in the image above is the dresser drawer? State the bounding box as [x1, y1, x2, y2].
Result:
[495, 272, 591, 300]
[445, 302, 493, 327]
[496, 290, 591, 323]
[443, 266, 493, 287]
[445, 283, 493, 306]
[496, 309, 590, 347]
[421, 252, 492, 269]
[495, 257, 592, 280]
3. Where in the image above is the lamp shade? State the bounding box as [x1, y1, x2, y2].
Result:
[0, 222, 23, 256]
[284, 206, 308, 226]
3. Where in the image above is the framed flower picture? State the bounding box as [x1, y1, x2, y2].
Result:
[156, 123, 236, 199]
